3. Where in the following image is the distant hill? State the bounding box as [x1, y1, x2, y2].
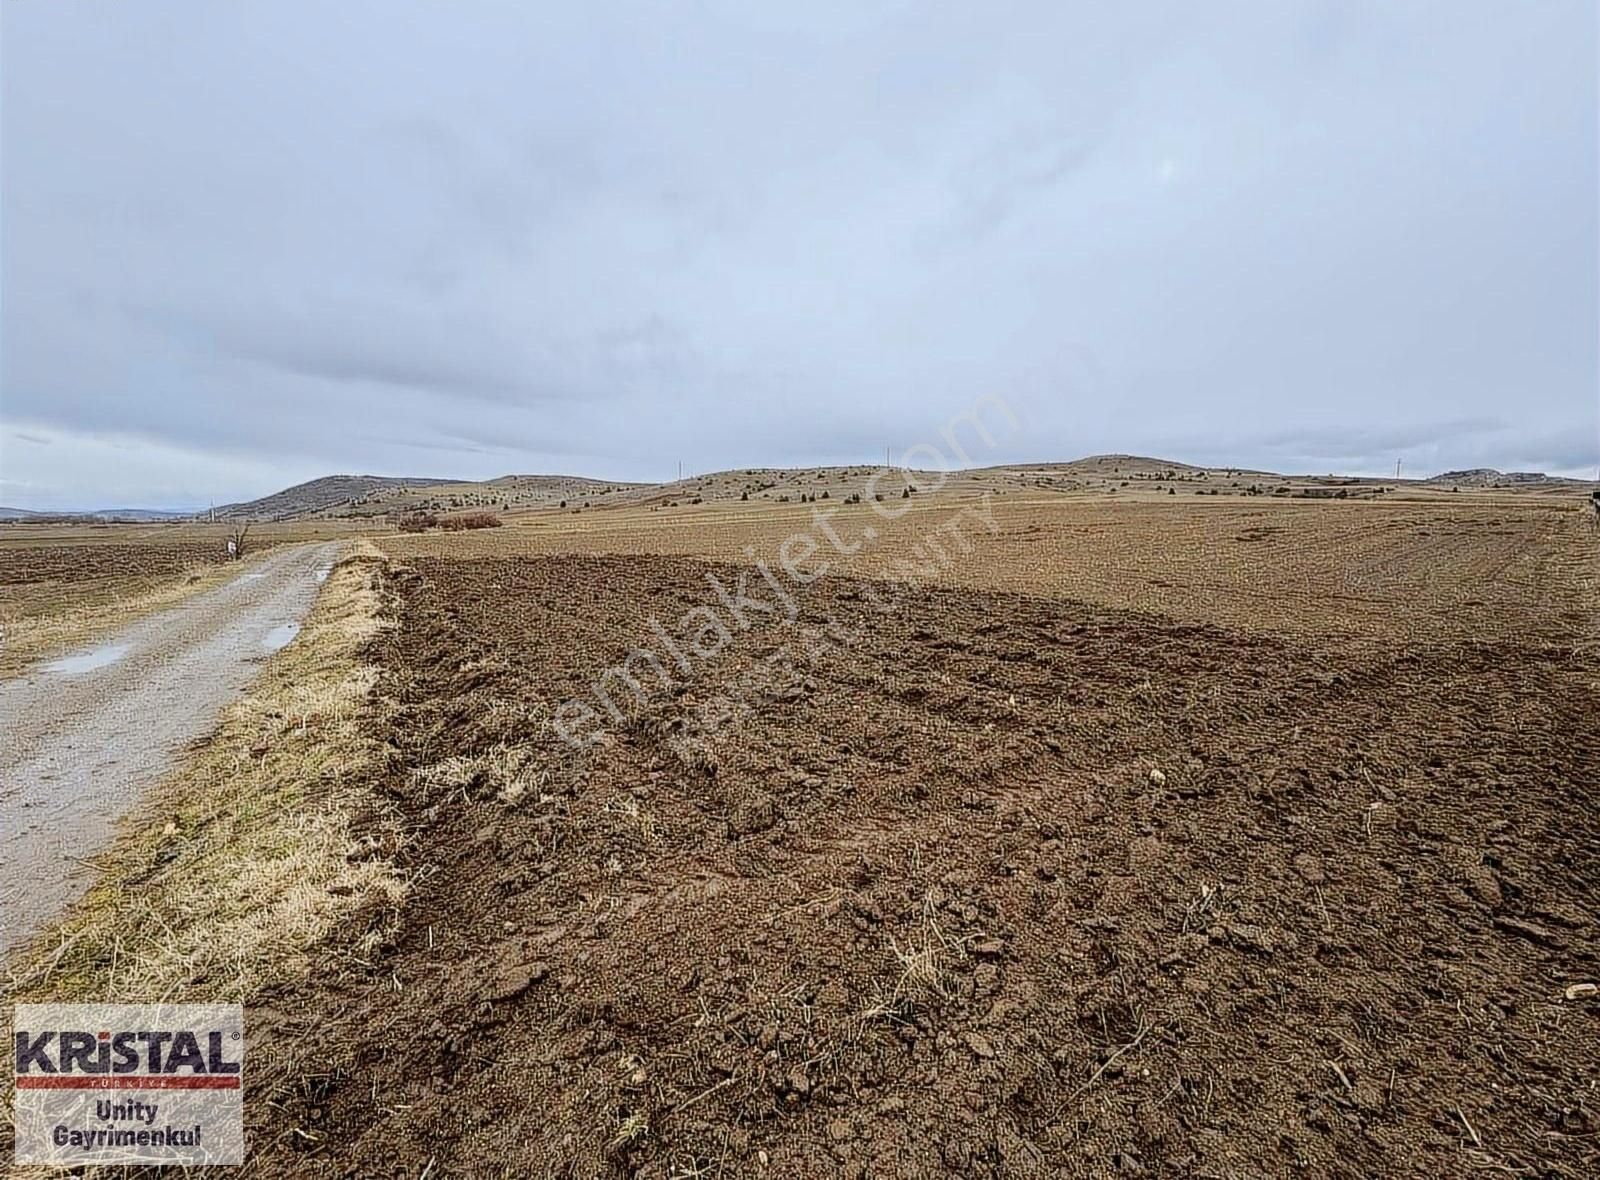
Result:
[0, 505, 188, 522]
[27, 455, 1586, 525]
[85, 508, 191, 521]
[190, 457, 1433, 520]
[211, 475, 460, 521]
[1062, 453, 1213, 474]
[205, 473, 656, 520]
[1428, 468, 1556, 487]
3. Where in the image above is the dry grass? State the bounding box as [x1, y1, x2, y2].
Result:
[886, 890, 966, 1005]
[411, 741, 540, 805]
[602, 793, 660, 841]
[0, 542, 405, 1160]
[611, 1111, 651, 1153]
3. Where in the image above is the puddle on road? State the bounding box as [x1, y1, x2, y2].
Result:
[261, 623, 301, 652]
[43, 644, 130, 674]
[314, 564, 333, 583]
[242, 572, 268, 581]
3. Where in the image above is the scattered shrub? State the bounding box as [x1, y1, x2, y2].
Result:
[439, 511, 502, 531]
[396, 512, 439, 533]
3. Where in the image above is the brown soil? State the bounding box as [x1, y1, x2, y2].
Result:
[0, 541, 233, 584]
[243, 554, 1600, 1178]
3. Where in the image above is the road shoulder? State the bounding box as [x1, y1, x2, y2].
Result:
[1, 543, 406, 1159]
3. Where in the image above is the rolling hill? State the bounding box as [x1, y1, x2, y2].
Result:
[211, 475, 461, 521]
[12, 456, 1587, 526]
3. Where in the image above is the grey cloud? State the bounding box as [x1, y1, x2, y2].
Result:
[218, 313, 556, 403]
[1463, 426, 1600, 477]
[1255, 418, 1506, 458]
[1, 1, 1594, 507]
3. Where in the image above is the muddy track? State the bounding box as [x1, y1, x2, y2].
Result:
[0, 541, 344, 955]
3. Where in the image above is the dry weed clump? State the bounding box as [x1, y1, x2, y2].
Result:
[1, 542, 406, 1140]
[411, 741, 540, 805]
[886, 889, 968, 1006]
[396, 510, 440, 533]
[438, 510, 503, 531]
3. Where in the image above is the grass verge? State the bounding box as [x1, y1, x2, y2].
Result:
[0, 543, 406, 1163]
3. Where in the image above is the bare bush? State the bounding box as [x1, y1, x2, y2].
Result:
[396, 512, 439, 533]
[439, 511, 503, 531]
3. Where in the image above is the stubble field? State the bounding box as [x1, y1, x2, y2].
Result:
[385, 491, 1597, 644]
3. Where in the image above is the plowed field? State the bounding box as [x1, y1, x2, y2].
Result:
[242, 541, 1600, 1178]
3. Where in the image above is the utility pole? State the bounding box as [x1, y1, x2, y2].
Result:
[1395, 458, 1402, 480]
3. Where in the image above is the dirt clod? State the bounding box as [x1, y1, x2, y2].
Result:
[1493, 916, 1564, 948]
[1292, 852, 1326, 884]
[730, 792, 777, 835]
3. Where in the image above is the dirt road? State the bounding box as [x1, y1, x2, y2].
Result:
[0, 541, 343, 955]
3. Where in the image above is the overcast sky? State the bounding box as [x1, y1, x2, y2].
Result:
[2, 2, 1595, 510]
